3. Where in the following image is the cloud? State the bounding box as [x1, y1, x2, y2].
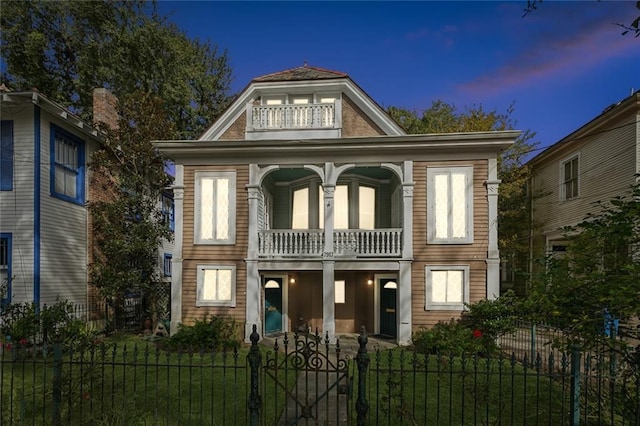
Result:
[458, 3, 637, 97]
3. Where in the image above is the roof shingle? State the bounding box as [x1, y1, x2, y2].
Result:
[252, 65, 348, 82]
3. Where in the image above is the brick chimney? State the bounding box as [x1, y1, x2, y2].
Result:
[92, 88, 118, 129]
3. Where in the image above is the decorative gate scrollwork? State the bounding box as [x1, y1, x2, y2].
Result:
[264, 330, 352, 425]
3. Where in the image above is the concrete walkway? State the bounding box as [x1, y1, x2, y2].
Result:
[260, 333, 397, 425]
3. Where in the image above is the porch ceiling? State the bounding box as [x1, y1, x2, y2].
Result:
[268, 166, 393, 183]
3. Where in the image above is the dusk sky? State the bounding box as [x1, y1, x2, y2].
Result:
[158, 1, 638, 155]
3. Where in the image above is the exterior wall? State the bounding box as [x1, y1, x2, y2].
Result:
[218, 111, 247, 140]
[180, 164, 249, 325]
[531, 114, 637, 260]
[38, 112, 100, 306]
[0, 105, 36, 302]
[411, 159, 489, 330]
[341, 95, 385, 137]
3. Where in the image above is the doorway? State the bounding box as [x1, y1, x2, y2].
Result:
[264, 277, 284, 334]
[379, 278, 397, 338]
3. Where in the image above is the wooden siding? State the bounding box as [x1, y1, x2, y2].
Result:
[341, 95, 386, 137]
[411, 160, 490, 330]
[532, 115, 637, 255]
[0, 105, 36, 302]
[181, 165, 250, 325]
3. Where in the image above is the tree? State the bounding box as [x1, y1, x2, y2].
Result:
[528, 183, 640, 347]
[523, 0, 640, 38]
[89, 92, 175, 320]
[388, 102, 538, 293]
[0, 0, 232, 138]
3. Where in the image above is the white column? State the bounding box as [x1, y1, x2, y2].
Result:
[397, 261, 412, 345]
[170, 165, 184, 335]
[485, 157, 501, 300]
[245, 171, 262, 341]
[402, 161, 414, 260]
[322, 176, 336, 343]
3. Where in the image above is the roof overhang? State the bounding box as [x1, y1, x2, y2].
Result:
[155, 131, 519, 165]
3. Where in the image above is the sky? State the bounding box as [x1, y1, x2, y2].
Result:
[156, 1, 638, 155]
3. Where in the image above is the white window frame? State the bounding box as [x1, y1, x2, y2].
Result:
[51, 125, 85, 205]
[194, 171, 236, 245]
[427, 166, 474, 244]
[425, 265, 470, 311]
[196, 264, 236, 307]
[560, 154, 579, 201]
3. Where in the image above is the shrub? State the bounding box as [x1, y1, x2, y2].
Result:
[459, 291, 520, 340]
[160, 315, 240, 352]
[412, 319, 499, 356]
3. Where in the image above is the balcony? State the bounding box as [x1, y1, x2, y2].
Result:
[258, 229, 402, 259]
[246, 103, 340, 139]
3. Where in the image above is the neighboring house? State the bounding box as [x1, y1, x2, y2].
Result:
[154, 65, 519, 344]
[0, 87, 174, 313]
[0, 88, 102, 307]
[527, 90, 640, 270]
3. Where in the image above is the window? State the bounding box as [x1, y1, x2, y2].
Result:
[335, 280, 345, 304]
[51, 125, 85, 204]
[0, 121, 13, 190]
[163, 253, 172, 277]
[359, 186, 376, 230]
[562, 156, 579, 201]
[196, 264, 236, 307]
[425, 265, 469, 310]
[292, 187, 309, 229]
[0, 234, 11, 305]
[319, 184, 373, 229]
[161, 193, 175, 232]
[194, 171, 236, 244]
[427, 167, 473, 244]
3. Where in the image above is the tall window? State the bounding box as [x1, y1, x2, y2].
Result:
[163, 253, 172, 277]
[51, 125, 85, 204]
[161, 193, 175, 232]
[194, 171, 236, 244]
[0, 121, 13, 191]
[0, 234, 11, 305]
[427, 167, 473, 244]
[562, 156, 579, 201]
[425, 265, 469, 311]
[292, 187, 309, 229]
[196, 264, 236, 307]
[359, 186, 376, 230]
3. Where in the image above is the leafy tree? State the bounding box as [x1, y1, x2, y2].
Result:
[528, 183, 640, 347]
[89, 92, 175, 319]
[388, 102, 538, 294]
[523, 0, 640, 38]
[0, 0, 232, 138]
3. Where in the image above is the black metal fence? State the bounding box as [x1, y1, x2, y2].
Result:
[1, 327, 639, 425]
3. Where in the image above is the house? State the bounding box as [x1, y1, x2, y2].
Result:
[0, 88, 102, 308]
[527, 90, 640, 270]
[0, 87, 174, 313]
[154, 65, 519, 344]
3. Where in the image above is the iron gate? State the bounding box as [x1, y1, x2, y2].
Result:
[262, 329, 353, 425]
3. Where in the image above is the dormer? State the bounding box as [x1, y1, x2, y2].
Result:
[198, 65, 405, 141]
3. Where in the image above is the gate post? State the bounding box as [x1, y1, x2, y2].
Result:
[247, 325, 262, 426]
[52, 342, 62, 426]
[355, 326, 370, 425]
[569, 345, 581, 426]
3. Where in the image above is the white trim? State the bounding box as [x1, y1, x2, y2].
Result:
[425, 265, 470, 311]
[559, 153, 580, 202]
[427, 166, 474, 244]
[373, 273, 397, 335]
[194, 170, 236, 244]
[196, 264, 237, 307]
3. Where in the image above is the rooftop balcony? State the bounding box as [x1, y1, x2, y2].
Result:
[246, 102, 341, 139]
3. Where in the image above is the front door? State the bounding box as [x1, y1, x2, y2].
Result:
[264, 277, 283, 334]
[380, 278, 397, 338]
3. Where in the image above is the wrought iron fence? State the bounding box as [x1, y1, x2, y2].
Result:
[1, 327, 638, 425]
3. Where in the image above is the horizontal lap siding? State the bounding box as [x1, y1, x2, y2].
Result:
[181, 165, 249, 325]
[412, 160, 489, 330]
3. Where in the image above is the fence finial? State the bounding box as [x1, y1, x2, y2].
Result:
[250, 324, 259, 346]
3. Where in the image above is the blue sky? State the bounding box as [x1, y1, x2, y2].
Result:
[157, 1, 639, 153]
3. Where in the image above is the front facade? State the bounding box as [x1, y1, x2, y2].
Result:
[156, 66, 518, 344]
[528, 91, 640, 266]
[0, 89, 102, 307]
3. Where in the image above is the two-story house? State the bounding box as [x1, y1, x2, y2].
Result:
[528, 90, 640, 266]
[0, 88, 103, 308]
[0, 87, 174, 315]
[155, 65, 519, 344]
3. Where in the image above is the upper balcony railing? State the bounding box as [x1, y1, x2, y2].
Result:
[258, 229, 402, 259]
[251, 103, 335, 130]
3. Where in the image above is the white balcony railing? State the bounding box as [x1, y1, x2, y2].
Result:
[258, 229, 402, 258]
[251, 104, 335, 130]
